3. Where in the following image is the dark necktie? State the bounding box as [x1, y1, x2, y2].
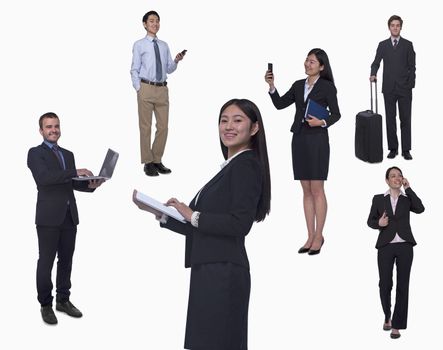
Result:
[393, 39, 398, 49]
[52, 145, 64, 169]
[153, 38, 162, 81]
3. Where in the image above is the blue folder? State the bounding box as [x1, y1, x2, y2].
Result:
[304, 99, 329, 120]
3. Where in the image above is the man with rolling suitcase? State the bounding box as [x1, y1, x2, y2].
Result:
[370, 15, 416, 160]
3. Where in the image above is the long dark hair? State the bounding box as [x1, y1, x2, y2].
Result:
[218, 98, 271, 222]
[308, 48, 334, 83]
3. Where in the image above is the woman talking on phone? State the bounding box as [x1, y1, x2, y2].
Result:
[367, 166, 424, 339]
[133, 98, 271, 350]
[264, 48, 340, 255]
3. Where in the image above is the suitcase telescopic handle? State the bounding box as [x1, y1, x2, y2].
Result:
[370, 79, 378, 114]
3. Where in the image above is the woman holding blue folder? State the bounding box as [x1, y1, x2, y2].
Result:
[265, 48, 340, 255]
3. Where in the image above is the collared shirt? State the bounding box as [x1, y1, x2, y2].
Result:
[390, 36, 401, 46]
[130, 35, 178, 91]
[304, 77, 327, 127]
[304, 76, 320, 102]
[220, 149, 252, 169]
[44, 140, 66, 169]
[384, 190, 407, 243]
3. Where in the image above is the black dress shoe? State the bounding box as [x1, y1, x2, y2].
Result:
[153, 162, 172, 174]
[41, 305, 58, 325]
[383, 323, 392, 331]
[56, 301, 83, 318]
[144, 163, 159, 176]
[390, 332, 401, 339]
[402, 151, 413, 160]
[298, 246, 311, 254]
[308, 238, 325, 255]
[387, 150, 398, 159]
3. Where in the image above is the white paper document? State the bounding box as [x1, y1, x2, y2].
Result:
[135, 191, 186, 223]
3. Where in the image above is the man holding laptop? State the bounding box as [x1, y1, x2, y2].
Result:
[27, 112, 105, 325]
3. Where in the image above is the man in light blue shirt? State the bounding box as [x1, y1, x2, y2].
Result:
[130, 10, 185, 176]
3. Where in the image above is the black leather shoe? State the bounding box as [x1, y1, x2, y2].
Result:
[308, 238, 325, 255]
[56, 301, 83, 318]
[154, 162, 172, 174]
[383, 323, 392, 331]
[402, 151, 413, 160]
[41, 305, 58, 325]
[387, 150, 398, 159]
[298, 246, 311, 254]
[390, 331, 401, 339]
[144, 163, 159, 177]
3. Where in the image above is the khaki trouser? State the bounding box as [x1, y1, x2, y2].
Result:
[137, 83, 169, 163]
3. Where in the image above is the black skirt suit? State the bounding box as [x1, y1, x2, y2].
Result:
[269, 78, 340, 180]
[161, 151, 263, 350]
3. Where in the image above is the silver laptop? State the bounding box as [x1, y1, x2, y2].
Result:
[73, 148, 119, 181]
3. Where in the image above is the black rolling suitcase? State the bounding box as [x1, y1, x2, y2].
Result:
[355, 81, 383, 163]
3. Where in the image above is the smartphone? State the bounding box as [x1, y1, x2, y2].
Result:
[181, 49, 187, 55]
[268, 63, 273, 73]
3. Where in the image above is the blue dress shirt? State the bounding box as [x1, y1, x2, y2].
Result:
[130, 36, 177, 91]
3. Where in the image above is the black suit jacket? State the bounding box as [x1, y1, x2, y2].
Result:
[269, 78, 340, 134]
[161, 151, 262, 269]
[367, 187, 424, 249]
[370, 37, 416, 94]
[27, 142, 93, 226]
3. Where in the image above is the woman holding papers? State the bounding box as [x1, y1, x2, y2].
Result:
[133, 98, 271, 350]
[367, 166, 424, 339]
[265, 48, 340, 255]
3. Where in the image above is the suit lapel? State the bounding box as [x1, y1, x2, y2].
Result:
[59, 146, 73, 170]
[295, 81, 306, 105]
[394, 195, 407, 217]
[190, 165, 229, 208]
[191, 152, 249, 208]
[383, 195, 394, 217]
[41, 142, 63, 169]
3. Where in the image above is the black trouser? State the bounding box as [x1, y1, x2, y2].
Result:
[36, 209, 77, 306]
[383, 91, 412, 152]
[377, 242, 413, 329]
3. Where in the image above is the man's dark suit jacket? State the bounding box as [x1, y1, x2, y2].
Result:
[161, 151, 262, 269]
[269, 78, 341, 134]
[367, 187, 424, 249]
[27, 142, 93, 227]
[370, 37, 416, 94]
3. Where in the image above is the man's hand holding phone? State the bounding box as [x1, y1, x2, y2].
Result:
[175, 49, 187, 63]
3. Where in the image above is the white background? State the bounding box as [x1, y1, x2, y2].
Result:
[0, 0, 440, 349]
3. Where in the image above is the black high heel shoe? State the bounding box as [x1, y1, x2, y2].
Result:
[298, 246, 311, 254]
[308, 238, 324, 255]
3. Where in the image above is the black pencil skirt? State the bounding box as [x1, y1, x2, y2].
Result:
[291, 126, 330, 180]
[184, 262, 250, 350]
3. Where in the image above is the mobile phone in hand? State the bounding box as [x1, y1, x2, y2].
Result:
[268, 63, 273, 73]
[181, 49, 187, 55]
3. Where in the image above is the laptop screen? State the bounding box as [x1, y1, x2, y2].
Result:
[98, 149, 119, 178]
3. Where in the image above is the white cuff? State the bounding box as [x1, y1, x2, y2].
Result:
[157, 213, 168, 224]
[191, 211, 200, 228]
